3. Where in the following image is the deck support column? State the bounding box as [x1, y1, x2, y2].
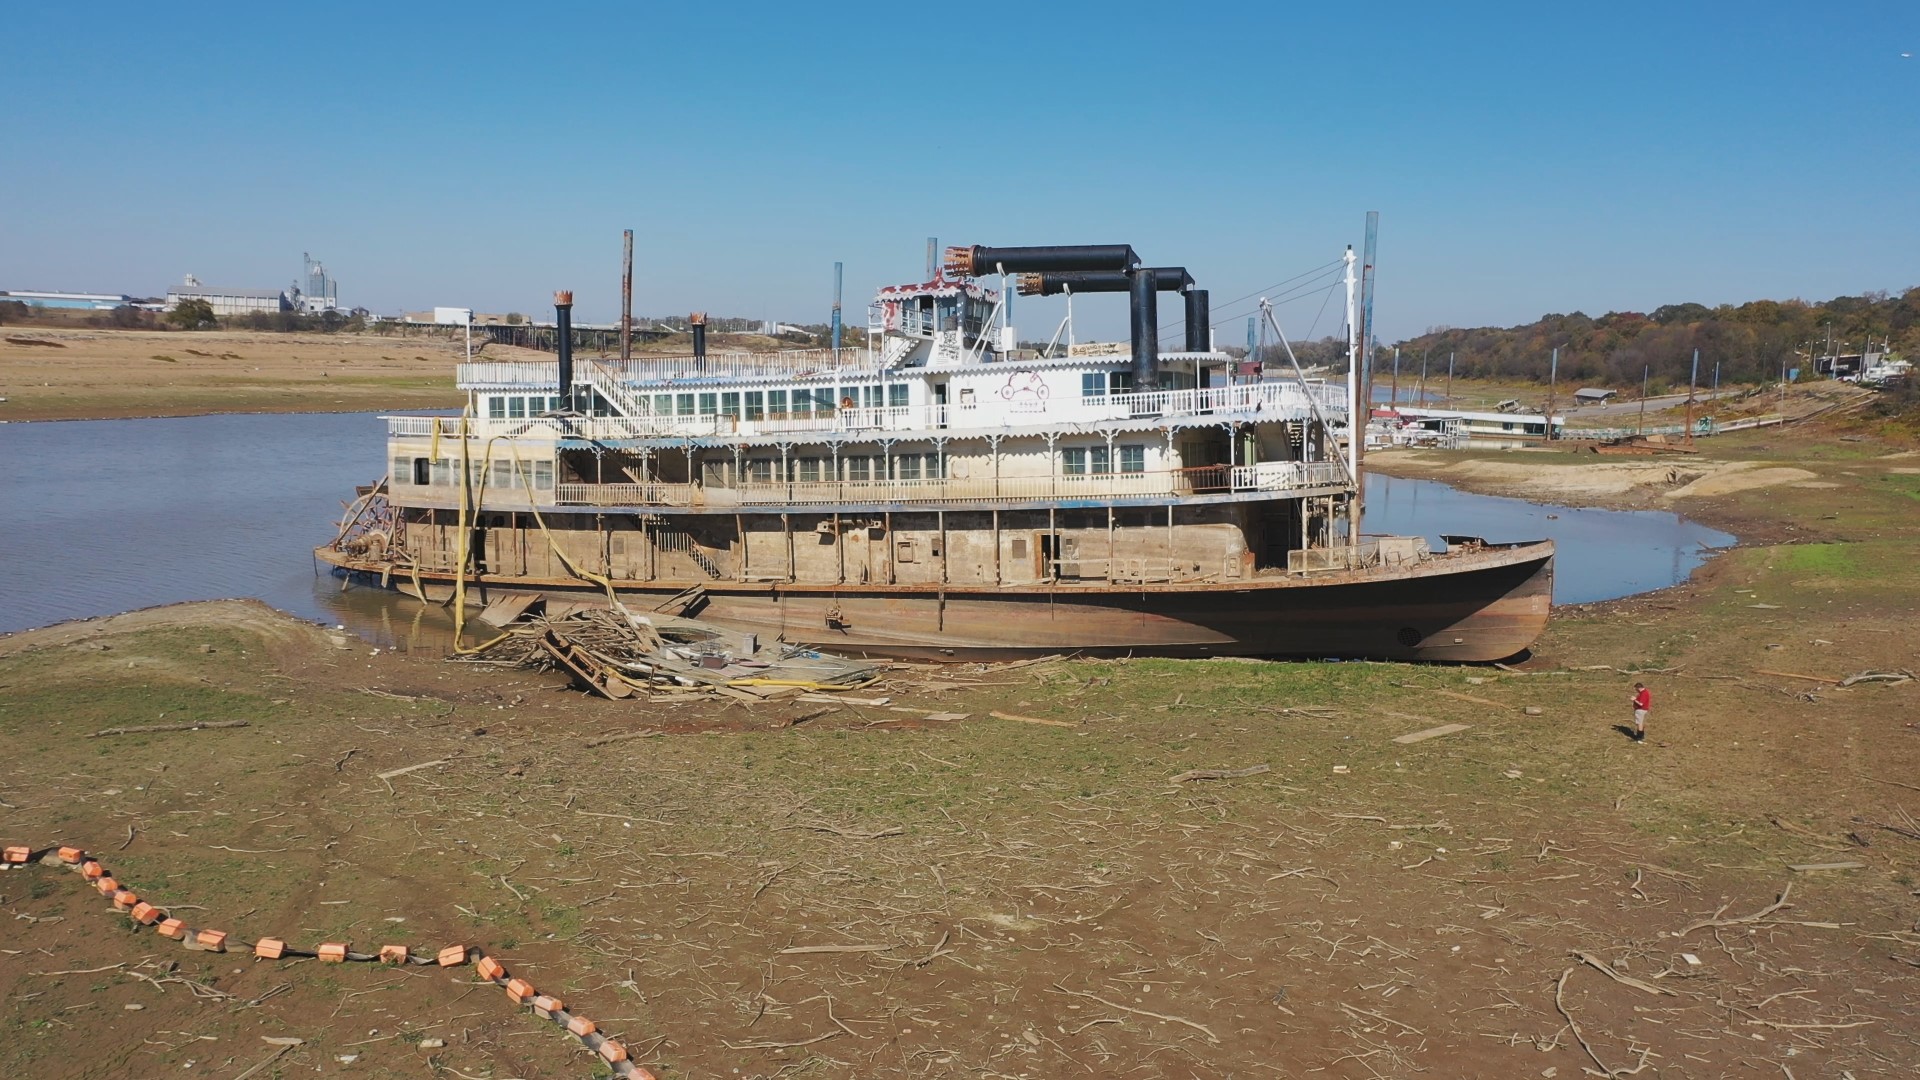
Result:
[783, 513, 794, 582]
[992, 509, 1001, 586]
[885, 511, 895, 584]
[1167, 504, 1175, 583]
[736, 513, 746, 581]
[834, 512, 844, 584]
[1107, 505, 1115, 583]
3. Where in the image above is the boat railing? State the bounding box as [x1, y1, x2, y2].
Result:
[550, 460, 1347, 509]
[458, 348, 877, 389]
[386, 380, 1345, 442]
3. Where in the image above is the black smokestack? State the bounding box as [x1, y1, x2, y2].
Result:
[1129, 268, 1160, 391]
[1017, 267, 1192, 297]
[1184, 289, 1210, 352]
[553, 290, 574, 410]
[945, 244, 1138, 277]
[689, 312, 707, 361]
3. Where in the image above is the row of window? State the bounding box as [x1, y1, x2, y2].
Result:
[642, 384, 911, 420]
[395, 456, 555, 490]
[705, 454, 949, 485]
[1061, 445, 1147, 474]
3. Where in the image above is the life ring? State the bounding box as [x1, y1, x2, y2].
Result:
[840, 396, 855, 409]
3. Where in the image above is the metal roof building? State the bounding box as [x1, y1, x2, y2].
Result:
[166, 277, 290, 316]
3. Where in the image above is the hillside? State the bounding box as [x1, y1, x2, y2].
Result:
[1392, 287, 1920, 391]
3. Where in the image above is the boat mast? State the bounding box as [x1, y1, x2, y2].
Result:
[1343, 246, 1360, 541]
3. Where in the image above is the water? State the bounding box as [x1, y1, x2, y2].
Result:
[0, 413, 1733, 639]
[1363, 473, 1734, 604]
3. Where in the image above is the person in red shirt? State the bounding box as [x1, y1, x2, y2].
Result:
[1631, 682, 1652, 742]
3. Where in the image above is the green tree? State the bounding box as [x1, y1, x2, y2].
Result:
[165, 299, 216, 329]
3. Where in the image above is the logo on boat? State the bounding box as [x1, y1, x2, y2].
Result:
[998, 371, 1049, 413]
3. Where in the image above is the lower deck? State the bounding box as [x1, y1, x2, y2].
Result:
[360, 499, 1351, 590]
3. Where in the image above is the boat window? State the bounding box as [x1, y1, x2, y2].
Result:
[397, 456, 416, 485]
[507, 396, 526, 420]
[748, 459, 773, 484]
[864, 385, 884, 409]
[1061, 448, 1087, 476]
[1010, 536, 1027, 559]
[1081, 373, 1106, 399]
[432, 458, 452, 486]
[487, 397, 506, 420]
[532, 461, 553, 490]
[721, 392, 740, 418]
[1119, 445, 1146, 474]
[887, 385, 909, 409]
[896, 455, 921, 480]
[588, 393, 608, 417]
[1091, 446, 1112, 475]
[740, 391, 761, 420]
[653, 394, 672, 417]
[698, 392, 718, 416]
[790, 389, 813, 417]
[676, 393, 695, 416]
[491, 460, 511, 488]
[797, 458, 820, 482]
[847, 456, 871, 482]
[768, 389, 788, 417]
[1109, 372, 1136, 395]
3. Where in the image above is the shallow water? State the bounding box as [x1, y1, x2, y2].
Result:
[0, 413, 1732, 644]
[1362, 473, 1733, 605]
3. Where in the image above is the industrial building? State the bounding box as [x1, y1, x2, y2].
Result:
[0, 290, 135, 311]
[166, 275, 291, 316]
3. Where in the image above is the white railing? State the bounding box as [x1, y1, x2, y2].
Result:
[549, 462, 1348, 509]
[389, 379, 1348, 443]
[458, 349, 876, 390]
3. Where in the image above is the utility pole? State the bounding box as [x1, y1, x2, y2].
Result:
[831, 261, 843, 352]
[1546, 347, 1558, 441]
[1638, 364, 1648, 436]
[1342, 247, 1359, 541]
[1685, 347, 1699, 446]
[1446, 351, 1454, 404]
[1418, 348, 1429, 402]
[620, 229, 633, 362]
[1390, 346, 1400, 406]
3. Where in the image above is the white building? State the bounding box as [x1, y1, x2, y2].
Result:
[166, 275, 290, 316]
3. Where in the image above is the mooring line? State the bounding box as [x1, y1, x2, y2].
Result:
[2, 843, 656, 1077]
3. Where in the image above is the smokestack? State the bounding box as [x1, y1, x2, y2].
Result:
[1184, 289, 1210, 352]
[690, 312, 707, 361]
[553, 290, 574, 410]
[1129, 269, 1160, 391]
[945, 244, 1138, 278]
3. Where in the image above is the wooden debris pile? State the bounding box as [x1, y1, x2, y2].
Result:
[454, 600, 880, 702]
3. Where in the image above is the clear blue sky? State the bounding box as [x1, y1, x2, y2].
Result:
[2, 1, 1914, 343]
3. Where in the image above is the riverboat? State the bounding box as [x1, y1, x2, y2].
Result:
[318, 243, 1553, 661]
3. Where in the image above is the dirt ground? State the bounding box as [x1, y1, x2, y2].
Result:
[0, 325, 798, 423]
[5, 425, 1920, 1079]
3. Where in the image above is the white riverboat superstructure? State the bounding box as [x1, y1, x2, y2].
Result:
[323, 242, 1553, 661]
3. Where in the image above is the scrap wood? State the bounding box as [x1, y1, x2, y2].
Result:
[1786, 861, 1865, 872]
[1426, 688, 1507, 708]
[582, 730, 661, 749]
[1167, 764, 1270, 784]
[989, 710, 1075, 728]
[1677, 882, 1792, 937]
[1392, 723, 1471, 745]
[88, 720, 248, 738]
[1753, 668, 1842, 685]
[1852, 814, 1920, 842]
[1046, 984, 1218, 1043]
[1573, 951, 1678, 996]
[376, 758, 449, 781]
[1839, 669, 1914, 687]
[778, 943, 895, 955]
[796, 693, 892, 706]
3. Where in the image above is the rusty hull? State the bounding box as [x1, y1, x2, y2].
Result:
[320, 541, 1553, 663]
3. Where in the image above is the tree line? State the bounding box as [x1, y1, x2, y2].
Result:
[1383, 288, 1919, 390]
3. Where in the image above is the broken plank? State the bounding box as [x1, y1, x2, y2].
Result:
[1754, 668, 1843, 685]
[1786, 861, 1866, 872]
[1392, 723, 1472, 745]
[1168, 764, 1270, 784]
[1426, 688, 1507, 709]
[989, 710, 1075, 728]
[89, 720, 249, 738]
[376, 759, 449, 781]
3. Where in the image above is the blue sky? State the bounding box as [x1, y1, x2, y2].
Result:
[2, 1, 1914, 343]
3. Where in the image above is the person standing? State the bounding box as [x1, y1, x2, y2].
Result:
[1630, 682, 1652, 742]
